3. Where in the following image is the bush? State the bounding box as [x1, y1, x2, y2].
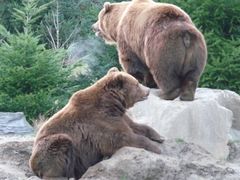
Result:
[0, 32, 68, 121]
[201, 37, 240, 91]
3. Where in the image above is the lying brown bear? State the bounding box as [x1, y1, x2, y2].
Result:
[29, 67, 164, 179]
[92, 0, 207, 101]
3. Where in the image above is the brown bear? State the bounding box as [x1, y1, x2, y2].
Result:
[92, 0, 207, 101]
[29, 67, 164, 179]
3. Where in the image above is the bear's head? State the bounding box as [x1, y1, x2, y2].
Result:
[69, 67, 149, 116]
[103, 67, 150, 111]
[92, 2, 130, 44]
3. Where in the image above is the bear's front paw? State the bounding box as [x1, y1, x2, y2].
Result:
[147, 130, 165, 143]
[150, 135, 165, 143]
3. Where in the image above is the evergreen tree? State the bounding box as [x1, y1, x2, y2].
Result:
[0, 0, 68, 121]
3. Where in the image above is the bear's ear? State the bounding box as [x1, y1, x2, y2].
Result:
[107, 74, 124, 89]
[103, 2, 112, 13]
[107, 67, 119, 74]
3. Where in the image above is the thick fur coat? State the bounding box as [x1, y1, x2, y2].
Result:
[29, 68, 163, 179]
[93, 0, 207, 101]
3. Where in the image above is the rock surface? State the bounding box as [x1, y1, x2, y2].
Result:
[0, 112, 33, 134]
[0, 135, 35, 180]
[128, 88, 240, 159]
[0, 136, 240, 180]
[228, 141, 240, 164]
[82, 140, 240, 180]
[0, 88, 240, 180]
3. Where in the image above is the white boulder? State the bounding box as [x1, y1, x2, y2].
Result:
[0, 112, 33, 134]
[128, 88, 240, 159]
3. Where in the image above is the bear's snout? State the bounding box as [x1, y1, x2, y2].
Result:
[92, 22, 99, 32]
[92, 22, 103, 38]
[139, 84, 150, 100]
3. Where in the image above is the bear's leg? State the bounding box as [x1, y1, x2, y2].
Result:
[127, 133, 162, 154]
[150, 68, 181, 100]
[119, 55, 145, 83]
[180, 70, 199, 101]
[124, 115, 164, 143]
[144, 71, 158, 88]
[159, 88, 180, 100]
[29, 134, 83, 179]
[145, 54, 181, 100]
[98, 130, 161, 156]
[118, 44, 149, 85]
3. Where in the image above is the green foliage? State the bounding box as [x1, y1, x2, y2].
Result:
[0, 31, 67, 122]
[39, 0, 119, 89]
[0, 0, 118, 121]
[201, 38, 240, 91]
[160, 0, 240, 93]
[70, 45, 119, 91]
[0, 91, 54, 123]
[37, 0, 115, 48]
[37, 0, 83, 48]
[67, 0, 119, 89]
[0, 0, 239, 121]
[0, 32, 68, 121]
[12, 0, 53, 34]
[160, 0, 240, 39]
[0, 0, 70, 121]
[0, 0, 21, 33]
[35, 0, 119, 89]
[0, 24, 10, 43]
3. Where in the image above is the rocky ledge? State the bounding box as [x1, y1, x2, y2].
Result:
[0, 88, 240, 180]
[0, 137, 239, 180]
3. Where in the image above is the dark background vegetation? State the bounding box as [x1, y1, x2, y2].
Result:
[0, 0, 239, 122]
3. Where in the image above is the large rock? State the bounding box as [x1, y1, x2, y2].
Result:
[228, 141, 240, 164]
[1, 88, 239, 179]
[0, 112, 33, 134]
[128, 88, 240, 159]
[0, 136, 239, 180]
[82, 140, 240, 180]
[0, 135, 36, 180]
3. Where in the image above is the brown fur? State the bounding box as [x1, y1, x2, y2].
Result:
[29, 68, 164, 179]
[92, 0, 207, 101]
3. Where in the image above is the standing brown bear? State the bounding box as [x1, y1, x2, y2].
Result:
[92, 0, 207, 101]
[29, 68, 164, 179]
